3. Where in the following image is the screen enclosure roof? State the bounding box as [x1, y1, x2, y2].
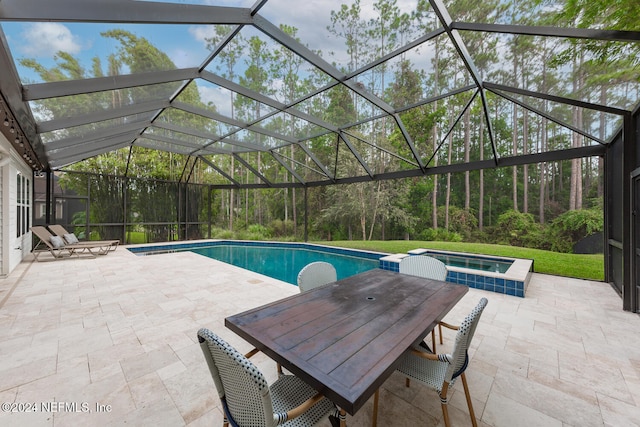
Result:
[0, 0, 639, 187]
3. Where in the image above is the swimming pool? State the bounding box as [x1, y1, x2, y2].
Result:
[128, 241, 533, 297]
[128, 241, 381, 285]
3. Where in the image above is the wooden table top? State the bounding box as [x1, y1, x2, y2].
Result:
[225, 268, 468, 415]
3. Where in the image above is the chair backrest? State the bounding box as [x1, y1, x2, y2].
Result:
[297, 261, 337, 292]
[31, 226, 58, 249]
[197, 328, 275, 427]
[399, 255, 448, 281]
[443, 298, 488, 382]
[48, 224, 70, 237]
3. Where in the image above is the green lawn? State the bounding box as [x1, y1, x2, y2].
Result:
[316, 240, 604, 281]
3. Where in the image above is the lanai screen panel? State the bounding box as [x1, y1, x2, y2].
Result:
[0, 0, 637, 183]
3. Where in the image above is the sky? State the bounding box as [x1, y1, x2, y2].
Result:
[0, 0, 422, 98]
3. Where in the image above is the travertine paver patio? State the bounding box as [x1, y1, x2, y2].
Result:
[0, 246, 639, 427]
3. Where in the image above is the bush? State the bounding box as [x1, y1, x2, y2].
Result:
[211, 228, 236, 239]
[547, 209, 603, 253]
[268, 219, 296, 238]
[494, 210, 544, 248]
[433, 206, 478, 239]
[229, 224, 271, 241]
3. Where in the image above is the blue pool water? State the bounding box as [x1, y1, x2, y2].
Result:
[424, 251, 512, 273]
[133, 243, 380, 285]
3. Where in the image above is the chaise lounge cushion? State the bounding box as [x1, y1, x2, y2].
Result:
[64, 233, 79, 244]
[50, 235, 65, 248]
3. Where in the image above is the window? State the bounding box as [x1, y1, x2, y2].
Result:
[16, 172, 30, 237]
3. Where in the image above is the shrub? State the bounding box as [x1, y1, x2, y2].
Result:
[230, 224, 270, 241]
[494, 210, 544, 248]
[211, 228, 236, 239]
[547, 209, 603, 253]
[447, 206, 478, 238]
[268, 219, 296, 238]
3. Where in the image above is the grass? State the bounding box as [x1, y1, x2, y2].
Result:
[316, 240, 605, 281]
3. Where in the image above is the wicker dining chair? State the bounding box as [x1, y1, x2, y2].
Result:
[399, 255, 449, 351]
[297, 261, 337, 292]
[394, 298, 488, 427]
[197, 328, 342, 427]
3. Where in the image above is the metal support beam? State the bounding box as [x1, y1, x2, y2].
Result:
[484, 82, 630, 116]
[487, 87, 606, 144]
[622, 113, 637, 311]
[199, 156, 241, 187]
[44, 120, 149, 151]
[0, 0, 253, 24]
[392, 113, 425, 171]
[48, 139, 132, 168]
[451, 22, 640, 43]
[340, 132, 373, 179]
[233, 153, 272, 187]
[37, 99, 170, 133]
[426, 90, 479, 167]
[23, 68, 199, 101]
[270, 151, 305, 185]
[304, 186, 308, 242]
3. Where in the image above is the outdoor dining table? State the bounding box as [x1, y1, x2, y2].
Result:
[225, 267, 468, 426]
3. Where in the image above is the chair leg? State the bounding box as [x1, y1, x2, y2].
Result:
[439, 323, 443, 345]
[440, 382, 451, 427]
[440, 401, 451, 427]
[372, 389, 379, 427]
[460, 373, 478, 427]
[431, 330, 437, 353]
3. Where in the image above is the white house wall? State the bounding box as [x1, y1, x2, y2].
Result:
[0, 133, 32, 277]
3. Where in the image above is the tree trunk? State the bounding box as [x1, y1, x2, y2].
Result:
[445, 131, 453, 230]
[539, 116, 547, 224]
[464, 107, 470, 211]
[229, 157, 234, 230]
[291, 144, 297, 236]
[432, 35, 440, 230]
[569, 53, 584, 210]
[479, 117, 484, 230]
[523, 111, 529, 213]
[512, 101, 519, 211]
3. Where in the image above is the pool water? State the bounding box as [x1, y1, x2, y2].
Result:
[425, 252, 512, 273]
[184, 244, 378, 285]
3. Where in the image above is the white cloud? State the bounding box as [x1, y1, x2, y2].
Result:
[198, 85, 232, 117]
[19, 23, 84, 57]
[189, 25, 216, 48]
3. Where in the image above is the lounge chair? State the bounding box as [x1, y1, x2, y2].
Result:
[30, 226, 99, 260]
[47, 224, 119, 253]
